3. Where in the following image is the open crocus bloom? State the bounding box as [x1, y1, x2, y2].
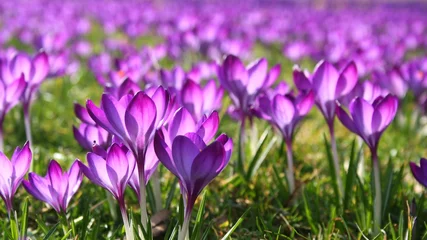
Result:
[23, 160, 83, 213]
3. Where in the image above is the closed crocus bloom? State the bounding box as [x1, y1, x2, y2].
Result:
[181, 79, 224, 121]
[336, 94, 398, 152]
[23, 160, 83, 213]
[217, 54, 280, 119]
[79, 143, 135, 201]
[336, 94, 398, 234]
[257, 91, 314, 193]
[154, 132, 232, 240]
[310, 60, 358, 124]
[79, 144, 135, 240]
[0, 142, 32, 215]
[259, 91, 315, 142]
[410, 158, 427, 188]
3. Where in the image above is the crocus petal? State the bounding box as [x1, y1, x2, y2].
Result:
[293, 66, 311, 92]
[216, 134, 233, 163]
[11, 53, 32, 80]
[335, 61, 358, 98]
[154, 130, 177, 176]
[296, 91, 315, 116]
[272, 95, 296, 129]
[247, 58, 268, 94]
[169, 107, 196, 139]
[86, 99, 116, 135]
[264, 64, 281, 88]
[410, 160, 427, 187]
[182, 80, 203, 120]
[336, 105, 358, 134]
[11, 142, 32, 182]
[74, 103, 95, 125]
[312, 60, 340, 102]
[102, 94, 128, 140]
[150, 86, 170, 128]
[124, 92, 156, 149]
[371, 95, 398, 133]
[171, 135, 200, 184]
[349, 97, 374, 137]
[196, 111, 219, 143]
[5, 75, 26, 109]
[31, 52, 49, 84]
[86, 153, 115, 195]
[190, 141, 226, 196]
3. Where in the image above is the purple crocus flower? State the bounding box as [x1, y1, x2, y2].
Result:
[0, 51, 49, 147]
[23, 160, 83, 214]
[154, 132, 232, 240]
[309, 60, 358, 124]
[0, 74, 27, 151]
[181, 79, 224, 121]
[295, 60, 358, 196]
[217, 54, 280, 120]
[257, 91, 314, 192]
[79, 143, 135, 240]
[217, 54, 279, 173]
[410, 158, 427, 188]
[336, 94, 398, 153]
[0, 142, 32, 216]
[336, 94, 398, 234]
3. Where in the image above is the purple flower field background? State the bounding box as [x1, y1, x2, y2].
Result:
[1, 0, 427, 239]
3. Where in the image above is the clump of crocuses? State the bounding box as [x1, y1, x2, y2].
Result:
[86, 87, 174, 231]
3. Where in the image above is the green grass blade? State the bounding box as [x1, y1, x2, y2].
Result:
[323, 134, 341, 207]
[191, 190, 207, 240]
[42, 222, 59, 240]
[246, 128, 277, 181]
[220, 207, 251, 240]
[20, 198, 29, 239]
[344, 139, 358, 210]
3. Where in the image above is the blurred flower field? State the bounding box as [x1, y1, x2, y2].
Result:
[1, 0, 427, 239]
